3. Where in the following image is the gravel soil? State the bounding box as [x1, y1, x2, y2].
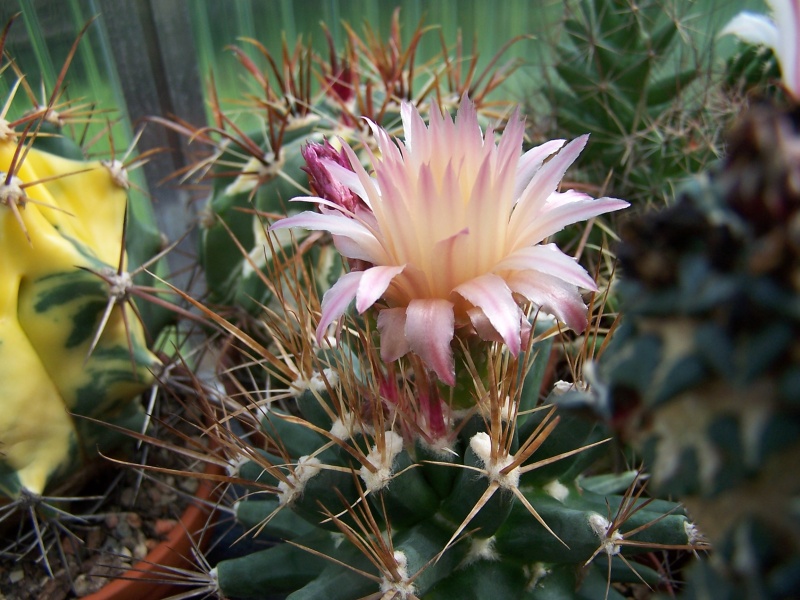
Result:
[0, 424, 208, 599]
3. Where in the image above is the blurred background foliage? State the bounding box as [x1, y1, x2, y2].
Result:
[0, 0, 771, 227]
[0, 0, 767, 135]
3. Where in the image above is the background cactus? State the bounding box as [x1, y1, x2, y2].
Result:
[535, 0, 736, 206]
[596, 100, 800, 598]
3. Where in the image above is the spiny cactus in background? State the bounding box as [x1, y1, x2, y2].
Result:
[542, 0, 728, 205]
[0, 20, 169, 509]
[598, 102, 800, 598]
[166, 96, 707, 600]
[721, 42, 782, 101]
[157, 9, 526, 327]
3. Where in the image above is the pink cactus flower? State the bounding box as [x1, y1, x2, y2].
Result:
[272, 97, 628, 385]
[720, 0, 800, 99]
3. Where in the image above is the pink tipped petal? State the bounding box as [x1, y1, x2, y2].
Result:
[493, 244, 598, 291]
[520, 318, 532, 349]
[467, 307, 505, 344]
[271, 211, 386, 263]
[287, 195, 335, 205]
[377, 307, 411, 362]
[330, 235, 378, 263]
[316, 271, 363, 345]
[513, 139, 566, 200]
[771, 0, 800, 98]
[341, 143, 383, 202]
[355, 265, 405, 313]
[510, 135, 589, 235]
[516, 197, 630, 248]
[466, 159, 505, 264]
[507, 270, 589, 333]
[543, 189, 592, 210]
[365, 117, 401, 162]
[455, 273, 522, 356]
[496, 110, 526, 172]
[405, 299, 456, 385]
[431, 228, 470, 294]
[401, 101, 429, 156]
[719, 12, 780, 48]
[271, 210, 368, 238]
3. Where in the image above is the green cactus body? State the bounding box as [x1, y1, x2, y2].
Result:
[199, 124, 339, 313]
[213, 332, 696, 599]
[169, 12, 707, 598]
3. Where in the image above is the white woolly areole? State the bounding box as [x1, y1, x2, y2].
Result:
[319, 334, 338, 349]
[224, 152, 283, 196]
[360, 431, 404, 492]
[499, 396, 515, 422]
[102, 159, 130, 189]
[105, 269, 133, 299]
[525, 563, 551, 590]
[0, 119, 14, 141]
[277, 456, 322, 506]
[329, 416, 352, 441]
[330, 410, 374, 441]
[684, 521, 702, 545]
[225, 454, 250, 477]
[551, 379, 588, 396]
[543, 479, 570, 503]
[290, 368, 339, 397]
[311, 368, 339, 392]
[469, 432, 520, 489]
[418, 436, 458, 460]
[474, 396, 515, 422]
[379, 550, 415, 598]
[0, 174, 24, 205]
[588, 512, 622, 556]
[464, 536, 500, 566]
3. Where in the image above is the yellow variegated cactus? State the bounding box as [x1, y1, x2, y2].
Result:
[0, 139, 158, 499]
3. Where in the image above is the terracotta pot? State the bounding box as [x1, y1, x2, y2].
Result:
[84, 467, 221, 600]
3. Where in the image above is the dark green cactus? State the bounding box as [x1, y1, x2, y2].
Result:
[153, 9, 711, 598]
[601, 102, 800, 598]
